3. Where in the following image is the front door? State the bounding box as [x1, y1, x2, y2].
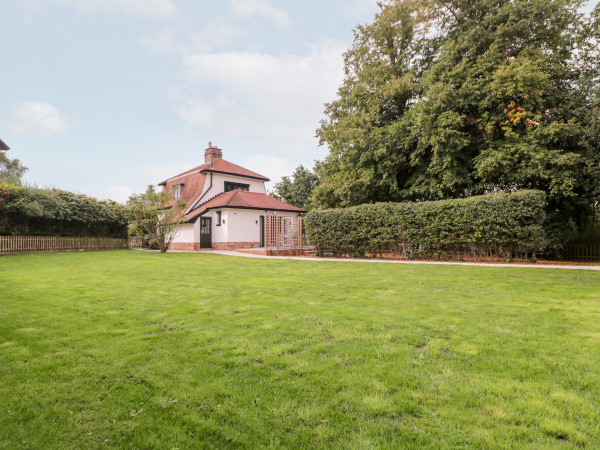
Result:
[260, 215, 265, 247]
[200, 217, 212, 248]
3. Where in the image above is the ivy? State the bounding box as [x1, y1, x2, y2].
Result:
[0, 183, 128, 238]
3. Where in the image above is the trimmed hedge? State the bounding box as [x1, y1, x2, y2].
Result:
[0, 183, 128, 238]
[304, 190, 547, 259]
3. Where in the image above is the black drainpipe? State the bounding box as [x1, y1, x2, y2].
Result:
[188, 172, 213, 213]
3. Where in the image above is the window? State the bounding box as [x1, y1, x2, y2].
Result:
[216, 211, 222, 226]
[224, 181, 250, 192]
[173, 184, 183, 199]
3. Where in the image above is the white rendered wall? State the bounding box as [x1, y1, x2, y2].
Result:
[193, 217, 201, 242]
[171, 223, 195, 243]
[197, 173, 266, 202]
[181, 210, 300, 245]
[213, 174, 266, 194]
[221, 209, 299, 243]
[202, 210, 229, 243]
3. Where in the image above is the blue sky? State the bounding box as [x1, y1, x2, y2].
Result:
[1, 0, 598, 202]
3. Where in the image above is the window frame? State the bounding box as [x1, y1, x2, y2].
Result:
[173, 184, 184, 199]
[224, 181, 250, 192]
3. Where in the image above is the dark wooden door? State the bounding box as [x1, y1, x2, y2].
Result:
[200, 217, 212, 248]
[260, 215, 265, 247]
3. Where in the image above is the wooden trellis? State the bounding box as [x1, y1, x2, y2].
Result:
[264, 216, 303, 256]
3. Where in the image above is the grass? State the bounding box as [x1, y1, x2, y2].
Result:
[0, 250, 599, 448]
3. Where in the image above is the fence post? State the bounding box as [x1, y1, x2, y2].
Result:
[276, 216, 280, 256]
[264, 216, 268, 256]
[298, 217, 302, 256]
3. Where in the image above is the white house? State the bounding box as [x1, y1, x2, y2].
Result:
[159, 143, 305, 251]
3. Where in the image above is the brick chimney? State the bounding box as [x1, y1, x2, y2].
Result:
[205, 142, 222, 164]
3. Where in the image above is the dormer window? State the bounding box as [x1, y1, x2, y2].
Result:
[173, 184, 183, 199]
[225, 181, 250, 192]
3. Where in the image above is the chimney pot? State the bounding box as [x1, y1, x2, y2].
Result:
[205, 142, 222, 164]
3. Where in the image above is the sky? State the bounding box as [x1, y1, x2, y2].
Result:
[1, 0, 598, 203]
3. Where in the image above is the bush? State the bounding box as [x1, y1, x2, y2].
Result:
[0, 183, 128, 238]
[304, 190, 547, 260]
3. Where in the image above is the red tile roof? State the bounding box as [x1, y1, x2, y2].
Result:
[186, 190, 305, 222]
[159, 158, 269, 186]
[161, 169, 206, 207]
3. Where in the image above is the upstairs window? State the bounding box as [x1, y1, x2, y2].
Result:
[224, 181, 250, 192]
[173, 184, 183, 199]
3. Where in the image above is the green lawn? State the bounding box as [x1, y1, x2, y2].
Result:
[1, 251, 599, 448]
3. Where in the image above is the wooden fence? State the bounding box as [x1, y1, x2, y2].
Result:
[562, 242, 600, 261]
[128, 236, 143, 249]
[265, 216, 303, 256]
[0, 236, 130, 255]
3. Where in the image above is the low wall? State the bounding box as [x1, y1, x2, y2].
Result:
[212, 241, 261, 250]
[168, 242, 200, 251]
[167, 241, 261, 251]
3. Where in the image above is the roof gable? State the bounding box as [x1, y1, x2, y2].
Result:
[159, 147, 273, 217]
[161, 170, 206, 208]
[159, 158, 269, 186]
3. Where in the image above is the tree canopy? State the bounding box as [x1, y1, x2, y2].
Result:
[271, 165, 319, 210]
[0, 151, 28, 185]
[127, 186, 187, 253]
[315, 0, 600, 238]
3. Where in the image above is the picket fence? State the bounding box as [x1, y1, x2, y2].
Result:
[0, 236, 132, 254]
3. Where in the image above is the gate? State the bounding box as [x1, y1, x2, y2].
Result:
[264, 216, 303, 256]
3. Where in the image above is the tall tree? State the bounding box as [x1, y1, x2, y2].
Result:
[127, 186, 187, 253]
[0, 152, 28, 185]
[271, 165, 319, 210]
[315, 0, 599, 239]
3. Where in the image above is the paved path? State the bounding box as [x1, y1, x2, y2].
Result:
[200, 250, 600, 271]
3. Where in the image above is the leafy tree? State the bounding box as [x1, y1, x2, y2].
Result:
[315, 0, 599, 240]
[127, 186, 187, 253]
[271, 165, 319, 210]
[0, 152, 28, 185]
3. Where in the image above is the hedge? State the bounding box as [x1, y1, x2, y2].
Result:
[0, 183, 128, 238]
[304, 190, 547, 260]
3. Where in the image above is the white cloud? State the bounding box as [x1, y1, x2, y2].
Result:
[242, 154, 298, 188]
[337, 0, 379, 18]
[123, 163, 196, 185]
[175, 41, 346, 153]
[230, 0, 291, 29]
[12, 101, 69, 137]
[581, 1, 599, 14]
[23, 0, 179, 21]
[87, 185, 135, 203]
[139, 28, 183, 54]
[81, 164, 198, 204]
[140, 20, 248, 55]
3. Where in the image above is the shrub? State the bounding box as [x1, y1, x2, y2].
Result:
[0, 183, 128, 238]
[304, 190, 547, 260]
